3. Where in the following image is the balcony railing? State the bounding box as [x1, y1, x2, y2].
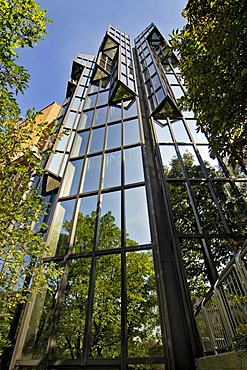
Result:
[194, 243, 247, 354]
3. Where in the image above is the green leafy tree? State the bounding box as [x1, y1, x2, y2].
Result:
[169, 0, 247, 168]
[165, 152, 246, 298]
[0, 0, 52, 354]
[22, 212, 163, 368]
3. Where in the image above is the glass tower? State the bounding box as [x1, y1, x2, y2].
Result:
[8, 24, 246, 370]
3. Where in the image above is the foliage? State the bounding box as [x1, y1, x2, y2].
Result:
[169, 0, 247, 168]
[165, 152, 245, 298]
[21, 212, 163, 365]
[0, 0, 51, 355]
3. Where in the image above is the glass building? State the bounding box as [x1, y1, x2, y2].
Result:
[8, 24, 246, 370]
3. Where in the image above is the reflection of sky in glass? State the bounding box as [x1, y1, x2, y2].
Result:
[124, 119, 140, 145]
[186, 120, 208, 143]
[77, 195, 97, 217]
[48, 152, 63, 175]
[71, 131, 89, 157]
[106, 123, 121, 149]
[171, 120, 190, 142]
[125, 186, 151, 245]
[103, 151, 121, 188]
[61, 159, 83, 197]
[81, 156, 102, 192]
[101, 191, 121, 229]
[155, 123, 172, 142]
[159, 145, 177, 168]
[124, 147, 144, 184]
[89, 127, 105, 153]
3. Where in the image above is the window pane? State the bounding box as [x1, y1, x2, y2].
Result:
[108, 106, 121, 122]
[79, 110, 93, 129]
[94, 106, 107, 126]
[178, 146, 204, 177]
[89, 255, 121, 358]
[125, 186, 151, 245]
[71, 131, 89, 157]
[186, 120, 208, 143]
[56, 130, 70, 151]
[127, 251, 163, 357]
[159, 145, 183, 177]
[167, 182, 198, 234]
[53, 258, 91, 359]
[97, 91, 109, 106]
[123, 101, 137, 118]
[60, 160, 83, 197]
[84, 93, 97, 109]
[81, 156, 102, 193]
[89, 127, 105, 153]
[155, 122, 172, 142]
[172, 85, 184, 99]
[101, 191, 121, 229]
[123, 119, 140, 145]
[47, 152, 63, 175]
[197, 145, 225, 177]
[103, 151, 121, 189]
[171, 120, 190, 142]
[73, 195, 98, 253]
[47, 199, 75, 256]
[64, 112, 76, 128]
[124, 147, 144, 184]
[106, 123, 121, 149]
[20, 264, 61, 359]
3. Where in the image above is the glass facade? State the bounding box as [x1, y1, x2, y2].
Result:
[9, 24, 246, 370]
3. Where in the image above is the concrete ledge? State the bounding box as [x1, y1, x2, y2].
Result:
[195, 351, 247, 370]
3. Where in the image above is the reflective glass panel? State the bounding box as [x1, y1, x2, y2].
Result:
[124, 119, 140, 145]
[172, 86, 184, 99]
[53, 258, 91, 359]
[60, 159, 83, 197]
[81, 155, 102, 193]
[79, 110, 93, 129]
[48, 199, 76, 256]
[48, 152, 63, 175]
[71, 97, 81, 111]
[101, 191, 121, 229]
[73, 195, 98, 253]
[124, 147, 144, 184]
[64, 111, 76, 129]
[55, 131, 69, 153]
[186, 120, 208, 143]
[125, 186, 151, 245]
[197, 145, 225, 177]
[152, 74, 160, 90]
[71, 131, 89, 157]
[178, 146, 204, 177]
[88, 127, 105, 153]
[171, 119, 190, 142]
[89, 254, 121, 358]
[107, 107, 119, 126]
[106, 123, 121, 149]
[166, 73, 178, 84]
[167, 182, 198, 233]
[179, 239, 209, 298]
[123, 101, 138, 118]
[98, 192, 121, 250]
[127, 251, 163, 357]
[103, 151, 121, 189]
[84, 93, 97, 109]
[94, 106, 107, 126]
[190, 181, 225, 234]
[20, 263, 61, 359]
[155, 122, 172, 142]
[97, 91, 109, 106]
[159, 145, 183, 177]
[59, 154, 68, 177]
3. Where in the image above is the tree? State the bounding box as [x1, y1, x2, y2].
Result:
[21, 212, 163, 367]
[0, 0, 52, 354]
[169, 0, 247, 169]
[165, 152, 246, 298]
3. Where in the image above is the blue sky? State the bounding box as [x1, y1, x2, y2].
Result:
[17, 0, 187, 114]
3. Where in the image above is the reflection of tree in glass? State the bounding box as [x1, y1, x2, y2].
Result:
[53, 211, 162, 362]
[165, 152, 246, 298]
